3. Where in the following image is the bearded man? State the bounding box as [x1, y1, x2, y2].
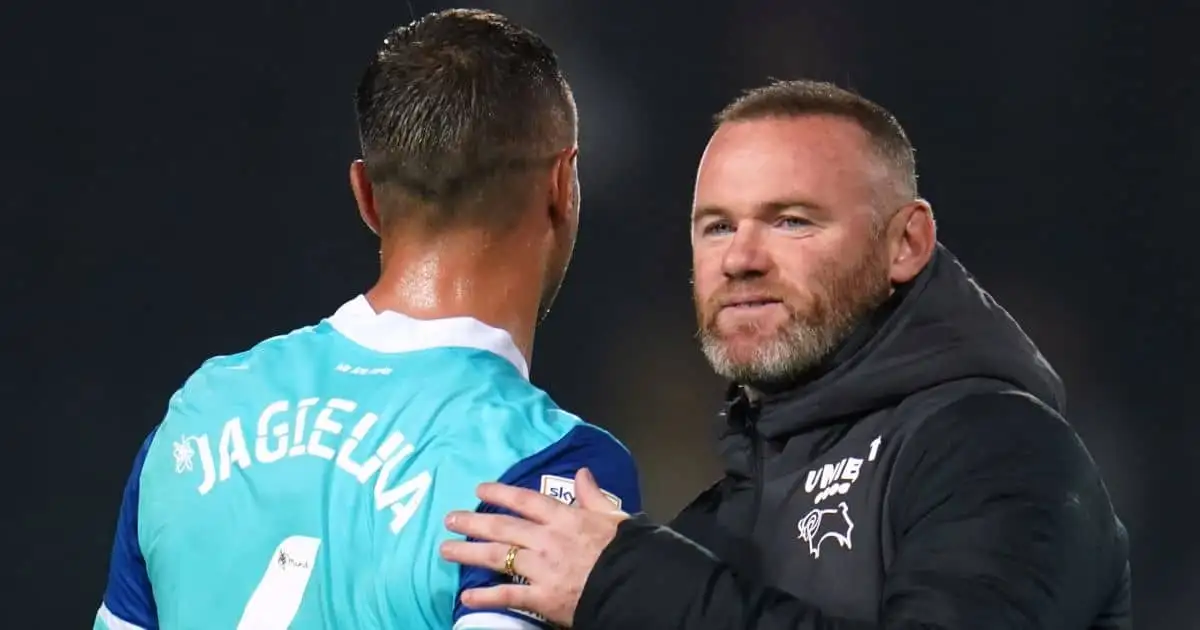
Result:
[440, 79, 1132, 630]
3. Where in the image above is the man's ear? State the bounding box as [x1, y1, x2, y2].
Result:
[886, 198, 936, 284]
[350, 159, 381, 235]
[548, 147, 579, 226]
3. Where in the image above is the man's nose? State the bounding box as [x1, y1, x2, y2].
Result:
[721, 221, 772, 278]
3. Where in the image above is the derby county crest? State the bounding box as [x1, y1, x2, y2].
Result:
[797, 502, 854, 558]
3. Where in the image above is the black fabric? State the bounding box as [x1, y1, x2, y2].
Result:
[575, 245, 1131, 630]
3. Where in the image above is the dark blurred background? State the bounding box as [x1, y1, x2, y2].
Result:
[3, 0, 1196, 626]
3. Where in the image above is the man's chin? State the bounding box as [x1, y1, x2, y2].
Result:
[712, 337, 770, 362]
[705, 337, 784, 372]
[701, 329, 827, 387]
[711, 319, 788, 340]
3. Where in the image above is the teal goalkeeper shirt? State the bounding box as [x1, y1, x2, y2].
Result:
[94, 296, 642, 630]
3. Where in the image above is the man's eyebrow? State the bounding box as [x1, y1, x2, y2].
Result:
[760, 198, 827, 215]
[691, 198, 828, 223]
[691, 206, 726, 223]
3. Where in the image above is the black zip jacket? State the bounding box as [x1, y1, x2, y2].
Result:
[575, 245, 1131, 630]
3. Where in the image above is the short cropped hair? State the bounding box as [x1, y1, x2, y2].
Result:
[355, 9, 576, 231]
[716, 79, 918, 200]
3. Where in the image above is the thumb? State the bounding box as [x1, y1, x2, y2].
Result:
[574, 468, 615, 511]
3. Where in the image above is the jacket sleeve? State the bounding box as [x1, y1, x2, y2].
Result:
[572, 392, 1129, 630]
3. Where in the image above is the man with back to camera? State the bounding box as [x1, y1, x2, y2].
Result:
[440, 80, 1132, 629]
[93, 9, 641, 630]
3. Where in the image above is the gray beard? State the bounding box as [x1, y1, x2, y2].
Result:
[699, 309, 859, 388]
[696, 244, 892, 388]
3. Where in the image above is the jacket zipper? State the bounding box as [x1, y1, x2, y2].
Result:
[745, 401, 765, 535]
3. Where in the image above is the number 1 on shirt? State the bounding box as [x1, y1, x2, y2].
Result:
[237, 535, 322, 630]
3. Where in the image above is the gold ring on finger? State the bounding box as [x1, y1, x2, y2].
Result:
[503, 545, 521, 578]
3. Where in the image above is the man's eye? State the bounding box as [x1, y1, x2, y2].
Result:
[776, 216, 812, 229]
[701, 221, 733, 236]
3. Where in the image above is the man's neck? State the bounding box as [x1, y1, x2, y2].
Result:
[364, 229, 542, 365]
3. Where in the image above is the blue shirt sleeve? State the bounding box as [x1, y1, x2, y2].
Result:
[96, 427, 160, 630]
[452, 423, 642, 629]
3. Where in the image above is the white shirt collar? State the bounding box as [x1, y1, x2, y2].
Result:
[326, 295, 529, 380]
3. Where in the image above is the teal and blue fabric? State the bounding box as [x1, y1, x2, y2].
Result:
[95, 296, 642, 630]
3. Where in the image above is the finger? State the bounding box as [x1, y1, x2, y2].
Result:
[439, 540, 512, 572]
[573, 467, 620, 512]
[445, 511, 542, 549]
[461, 583, 539, 612]
[441, 540, 549, 582]
[476, 482, 566, 524]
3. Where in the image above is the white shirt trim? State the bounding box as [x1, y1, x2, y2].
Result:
[95, 603, 149, 630]
[326, 295, 529, 380]
[453, 611, 543, 630]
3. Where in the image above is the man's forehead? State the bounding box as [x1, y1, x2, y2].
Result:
[694, 116, 884, 213]
[703, 116, 872, 170]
